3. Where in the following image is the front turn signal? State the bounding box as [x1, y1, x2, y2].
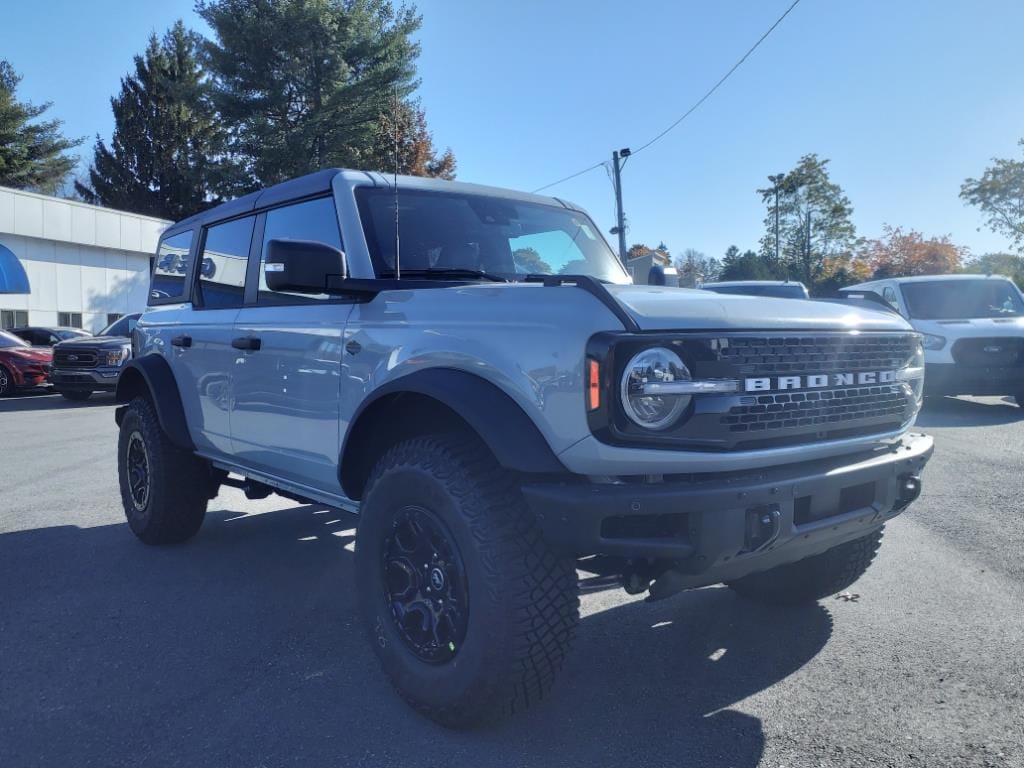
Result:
[587, 358, 601, 411]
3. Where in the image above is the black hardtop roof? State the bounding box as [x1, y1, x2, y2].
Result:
[164, 168, 345, 236]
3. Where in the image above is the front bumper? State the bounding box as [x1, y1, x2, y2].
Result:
[924, 362, 1024, 396]
[523, 432, 933, 591]
[50, 368, 122, 392]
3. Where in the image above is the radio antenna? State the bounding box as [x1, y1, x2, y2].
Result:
[392, 85, 401, 280]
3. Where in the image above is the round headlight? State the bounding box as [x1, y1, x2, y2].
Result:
[620, 347, 691, 430]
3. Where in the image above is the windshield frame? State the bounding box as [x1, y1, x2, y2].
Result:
[355, 186, 630, 285]
[900, 278, 1024, 320]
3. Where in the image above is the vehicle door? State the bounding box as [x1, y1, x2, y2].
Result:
[230, 197, 352, 493]
[169, 216, 256, 457]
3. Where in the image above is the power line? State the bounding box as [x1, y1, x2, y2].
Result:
[531, 0, 801, 191]
[531, 161, 607, 194]
[626, 0, 802, 156]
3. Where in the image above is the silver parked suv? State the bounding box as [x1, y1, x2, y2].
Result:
[115, 169, 933, 726]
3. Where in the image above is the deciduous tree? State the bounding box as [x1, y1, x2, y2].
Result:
[865, 225, 966, 278]
[757, 155, 860, 284]
[961, 140, 1024, 254]
[0, 60, 81, 194]
[76, 22, 228, 220]
[369, 98, 455, 179]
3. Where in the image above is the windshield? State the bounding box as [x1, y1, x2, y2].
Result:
[704, 283, 808, 299]
[901, 279, 1024, 319]
[356, 187, 630, 283]
[0, 329, 29, 348]
[98, 315, 139, 337]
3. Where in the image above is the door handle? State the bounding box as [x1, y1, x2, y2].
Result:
[171, 335, 192, 348]
[232, 336, 262, 351]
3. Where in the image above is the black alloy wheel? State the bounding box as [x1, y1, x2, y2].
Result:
[126, 430, 151, 511]
[382, 506, 469, 664]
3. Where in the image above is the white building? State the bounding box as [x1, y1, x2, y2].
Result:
[0, 186, 168, 333]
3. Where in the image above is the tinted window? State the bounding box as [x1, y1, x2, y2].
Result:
[0, 329, 28, 348]
[704, 284, 807, 299]
[98, 314, 139, 337]
[258, 197, 342, 304]
[902, 279, 1024, 319]
[197, 217, 255, 310]
[151, 231, 194, 304]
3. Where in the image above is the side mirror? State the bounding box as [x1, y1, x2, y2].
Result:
[648, 265, 666, 286]
[265, 239, 347, 293]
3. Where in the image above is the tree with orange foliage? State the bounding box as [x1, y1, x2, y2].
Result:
[865, 225, 966, 278]
[370, 99, 456, 180]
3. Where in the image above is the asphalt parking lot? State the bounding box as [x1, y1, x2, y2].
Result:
[1, 393, 1022, 768]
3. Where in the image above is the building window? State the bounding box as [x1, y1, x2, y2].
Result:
[106, 313, 123, 326]
[1, 309, 28, 329]
[58, 312, 83, 328]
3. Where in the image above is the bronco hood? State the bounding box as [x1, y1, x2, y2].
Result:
[603, 285, 911, 332]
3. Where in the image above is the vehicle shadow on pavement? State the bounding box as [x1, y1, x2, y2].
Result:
[915, 395, 1022, 428]
[0, 392, 115, 412]
[0, 503, 833, 768]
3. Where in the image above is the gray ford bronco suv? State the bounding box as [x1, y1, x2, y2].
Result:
[115, 169, 933, 727]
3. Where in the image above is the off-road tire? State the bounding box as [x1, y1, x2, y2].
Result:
[117, 396, 208, 544]
[728, 525, 885, 605]
[355, 434, 579, 728]
[0, 364, 13, 396]
[60, 390, 92, 401]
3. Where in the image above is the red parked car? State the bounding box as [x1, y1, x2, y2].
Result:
[0, 329, 53, 396]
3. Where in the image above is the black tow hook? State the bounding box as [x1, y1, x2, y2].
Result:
[894, 474, 922, 510]
[742, 504, 781, 554]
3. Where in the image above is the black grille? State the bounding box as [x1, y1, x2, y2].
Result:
[54, 349, 99, 368]
[716, 335, 918, 376]
[951, 337, 1023, 367]
[722, 384, 911, 433]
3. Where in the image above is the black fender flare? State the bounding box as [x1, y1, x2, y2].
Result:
[340, 368, 566, 499]
[114, 355, 194, 451]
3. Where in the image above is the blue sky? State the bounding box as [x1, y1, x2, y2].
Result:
[3, 0, 1023, 260]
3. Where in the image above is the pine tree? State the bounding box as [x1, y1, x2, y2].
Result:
[198, 0, 427, 188]
[76, 22, 228, 220]
[0, 60, 81, 194]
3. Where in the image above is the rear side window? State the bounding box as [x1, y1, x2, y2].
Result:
[197, 217, 255, 310]
[150, 231, 194, 304]
[258, 197, 342, 305]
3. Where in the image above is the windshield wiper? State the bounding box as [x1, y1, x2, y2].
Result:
[379, 268, 509, 283]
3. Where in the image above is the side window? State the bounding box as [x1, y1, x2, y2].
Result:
[197, 217, 255, 310]
[150, 231, 194, 304]
[258, 197, 342, 304]
[882, 286, 899, 309]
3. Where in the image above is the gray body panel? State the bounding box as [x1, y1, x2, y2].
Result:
[134, 170, 919, 503]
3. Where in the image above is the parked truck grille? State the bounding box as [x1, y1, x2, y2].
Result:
[54, 349, 99, 368]
[716, 334, 917, 375]
[951, 337, 1023, 367]
[721, 384, 912, 433]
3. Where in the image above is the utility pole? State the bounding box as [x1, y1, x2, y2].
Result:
[610, 148, 631, 265]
